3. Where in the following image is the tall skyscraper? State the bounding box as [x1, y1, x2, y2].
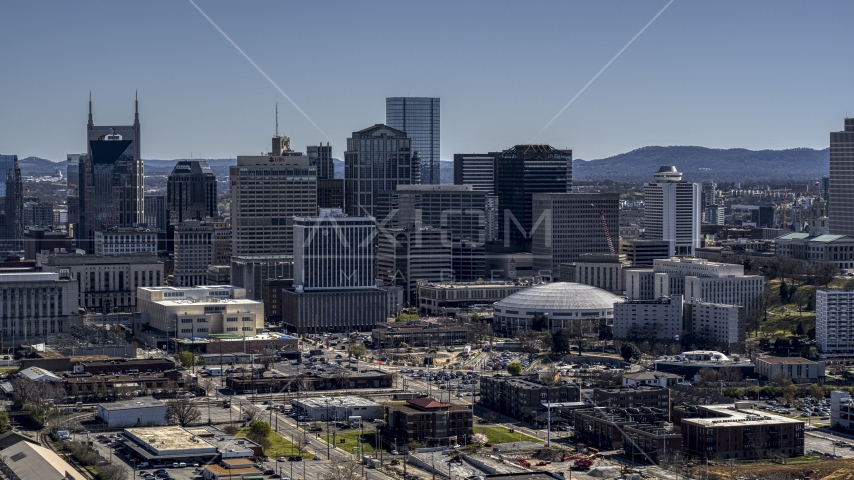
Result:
[293, 211, 376, 291]
[531, 193, 620, 279]
[166, 160, 217, 225]
[830, 118, 854, 235]
[230, 136, 316, 257]
[395, 184, 487, 281]
[386, 97, 440, 184]
[344, 124, 418, 220]
[643, 166, 701, 256]
[494, 145, 572, 250]
[453, 153, 496, 194]
[0, 155, 23, 251]
[173, 220, 214, 287]
[78, 94, 144, 253]
[66, 154, 80, 232]
[307, 143, 334, 181]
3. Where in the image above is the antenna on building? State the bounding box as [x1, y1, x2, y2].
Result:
[275, 102, 279, 137]
[134, 90, 139, 125]
[88, 91, 93, 127]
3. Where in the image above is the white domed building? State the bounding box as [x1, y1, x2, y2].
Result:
[493, 282, 622, 335]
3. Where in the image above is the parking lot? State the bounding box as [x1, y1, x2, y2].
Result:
[85, 432, 201, 480]
[805, 433, 854, 459]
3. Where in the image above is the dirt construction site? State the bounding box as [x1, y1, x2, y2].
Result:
[707, 458, 854, 480]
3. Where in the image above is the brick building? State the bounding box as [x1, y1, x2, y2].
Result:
[591, 386, 670, 410]
[479, 374, 580, 422]
[384, 397, 473, 447]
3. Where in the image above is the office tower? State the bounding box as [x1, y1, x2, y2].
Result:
[485, 195, 498, 243]
[144, 194, 168, 230]
[78, 94, 144, 253]
[211, 219, 232, 265]
[293, 212, 375, 290]
[0, 271, 78, 346]
[702, 181, 717, 207]
[376, 227, 451, 306]
[691, 301, 745, 353]
[830, 119, 854, 235]
[284, 211, 385, 333]
[344, 124, 418, 219]
[453, 153, 496, 194]
[66, 154, 80, 230]
[620, 239, 671, 266]
[38, 250, 164, 313]
[22, 200, 54, 228]
[386, 97, 440, 184]
[643, 166, 701, 256]
[173, 220, 214, 287]
[0, 155, 23, 251]
[307, 143, 334, 181]
[230, 141, 316, 257]
[23, 228, 72, 260]
[396, 184, 487, 281]
[494, 145, 572, 250]
[166, 161, 217, 225]
[560, 253, 629, 294]
[230, 255, 294, 302]
[317, 179, 344, 210]
[822, 176, 830, 205]
[704, 205, 725, 225]
[531, 193, 619, 279]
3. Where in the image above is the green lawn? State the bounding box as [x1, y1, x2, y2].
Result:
[473, 425, 540, 444]
[323, 430, 379, 454]
[236, 429, 314, 459]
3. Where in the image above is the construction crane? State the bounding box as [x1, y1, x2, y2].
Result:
[582, 197, 615, 255]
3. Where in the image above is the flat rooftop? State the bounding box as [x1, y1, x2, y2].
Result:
[99, 398, 166, 411]
[124, 426, 217, 456]
[682, 404, 804, 428]
[294, 395, 379, 408]
[757, 356, 817, 365]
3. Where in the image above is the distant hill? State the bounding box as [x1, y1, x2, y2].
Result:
[572, 146, 829, 183]
[18, 146, 831, 185]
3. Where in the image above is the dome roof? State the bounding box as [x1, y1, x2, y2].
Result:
[495, 282, 621, 312]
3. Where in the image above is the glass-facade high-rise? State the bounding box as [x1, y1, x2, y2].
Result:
[307, 143, 334, 181]
[167, 160, 217, 225]
[78, 95, 144, 253]
[0, 155, 23, 251]
[386, 97, 440, 184]
[344, 124, 417, 220]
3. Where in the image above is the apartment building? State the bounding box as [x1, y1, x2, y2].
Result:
[817, 289, 854, 354]
[613, 295, 683, 341]
[479, 374, 580, 422]
[591, 386, 670, 410]
[384, 397, 473, 447]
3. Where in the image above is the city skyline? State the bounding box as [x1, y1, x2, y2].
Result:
[2, 1, 853, 162]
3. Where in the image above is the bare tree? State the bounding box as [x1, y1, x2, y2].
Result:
[242, 404, 263, 424]
[98, 463, 129, 480]
[166, 397, 202, 427]
[320, 455, 362, 480]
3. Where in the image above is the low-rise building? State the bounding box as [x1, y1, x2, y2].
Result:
[94, 226, 159, 255]
[291, 395, 382, 421]
[775, 232, 854, 270]
[0, 440, 86, 480]
[755, 357, 825, 384]
[97, 398, 168, 428]
[0, 272, 79, 347]
[831, 390, 853, 430]
[385, 397, 473, 447]
[622, 372, 684, 388]
[136, 285, 263, 340]
[417, 280, 533, 316]
[654, 351, 755, 379]
[591, 386, 670, 410]
[18, 366, 62, 382]
[681, 403, 805, 460]
[122, 426, 218, 463]
[226, 368, 392, 394]
[558, 253, 628, 294]
[572, 407, 669, 451]
[479, 374, 580, 422]
[371, 322, 468, 348]
[623, 424, 683, 465]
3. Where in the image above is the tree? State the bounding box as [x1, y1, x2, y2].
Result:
[98, 464, 129, 480]
[773, 337, 792, 353]
[769, 371, 792, 389]
[470, 433, 488, 445]
[507, 362, 523, 375]
[779, 281, 789, 302]
[531, 313, 548, 332]
[620, 342, 641, 362]
[320, 455, 361, 480]
[348, 342, 367, 359]
[796, 322, 805, 336]
[551, 329, 570, 354]
[259, 353, 277, 371]
[166, 397, 202, 427]
[249, 421, 271, 437]
[517, 330, 545, 359]
[174, 351, 198, 369]
[792, 289, 810, 315]
[242, 404, 263, 424]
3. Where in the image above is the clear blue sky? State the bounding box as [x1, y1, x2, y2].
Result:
[1, 1, 851, 162]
